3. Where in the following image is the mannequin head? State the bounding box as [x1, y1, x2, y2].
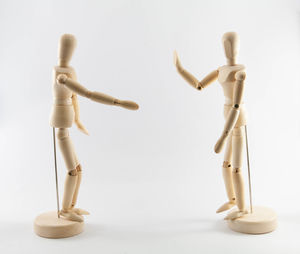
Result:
[222, 32, 239, 66]
[58, 34, 77, 67]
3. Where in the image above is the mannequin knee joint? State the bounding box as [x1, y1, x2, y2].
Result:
[233, 167, 241, 173]
[68, 164, 82, 176]
[223, 161, 232, 168]
[68, 168, 78, 176]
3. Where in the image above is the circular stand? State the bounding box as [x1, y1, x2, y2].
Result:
[227, 206, 277, 234]
[34, 211, 84, 238]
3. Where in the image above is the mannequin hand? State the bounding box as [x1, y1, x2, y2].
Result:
[75, 119, 89, 135]
[115, 99, 139, 110]
[173, 51, 183, 71]
[214, 133, 228, 154]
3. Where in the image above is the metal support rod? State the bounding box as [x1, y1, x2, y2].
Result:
[52, 127, 60, 218]
[245, 125, 253, 213]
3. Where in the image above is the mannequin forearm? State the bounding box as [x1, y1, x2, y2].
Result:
[72, 93, 89, 135]
[222, 108, 239, 136]
[215, 107, 239, 153]
[89, 91, 118, 105]
[176, 66, 199, 89]
[72, 94, 80, 121]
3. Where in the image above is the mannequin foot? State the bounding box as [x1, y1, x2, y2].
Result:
[59, 210, 84, 222]
[216, 201, 236, 213]
[70, 208, 90, 215]
[224, 210, 248, 220]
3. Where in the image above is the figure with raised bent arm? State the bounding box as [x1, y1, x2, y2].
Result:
[173, 32, 277, 234]
[174, 32, 246, 220]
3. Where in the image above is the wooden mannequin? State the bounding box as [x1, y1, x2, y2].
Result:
[174, 32, 277, 234]
[34, 34, 138, 238]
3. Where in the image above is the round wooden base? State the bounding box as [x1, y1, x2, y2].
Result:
[227, 206, 277, 234]
[34, 211, 84, 238]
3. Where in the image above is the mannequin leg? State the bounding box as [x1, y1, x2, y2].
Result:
[56, 128, 83, 222]
[69, 145, 89, 215]
[217, 132, 236, 213]
[225, 126, 247, 220]
[69, 146, 80, 209]
[71, 164, 81, 209]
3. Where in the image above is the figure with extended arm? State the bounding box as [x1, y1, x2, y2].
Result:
[51, 34, 138, 223]
[34, 34, 138, 238]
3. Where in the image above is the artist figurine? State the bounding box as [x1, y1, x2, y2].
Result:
[173, 32, 277, 233]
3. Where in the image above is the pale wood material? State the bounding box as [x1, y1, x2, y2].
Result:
[174, 32, 247, 220]
[34, 211, 84, 239]
[35, 34, 139, 238]
[174, 51, 218, 90]
[230, 127, 246, 216]
[214, 70, 246, 153]
[227, 206, 277, 234]
[174, 32, 275, 232]
[51, 34, 138, 221]
[57, 75, 138, 110]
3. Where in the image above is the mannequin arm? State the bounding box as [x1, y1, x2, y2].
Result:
[174, 51, 218, 90]
[72, 93, 89, 135]
[57, 74, 139, 110]
[214, 71, 246, 153]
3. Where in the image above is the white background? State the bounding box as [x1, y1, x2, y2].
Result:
[0, 0, 300, 253]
